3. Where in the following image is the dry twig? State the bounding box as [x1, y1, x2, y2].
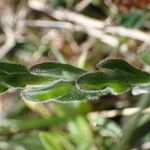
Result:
[0, 2, 28, 59]
[26, 19, 119, 47]
[88, 107, 150, 119]
[28, 0, 150, 45]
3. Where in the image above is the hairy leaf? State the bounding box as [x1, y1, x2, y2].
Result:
[21, 81, 99, 102]
[77, 59, 150, 94]
[0, 62, 28, 75]
[1, 59, 150, 101]
[0, 63, 28, 85]
[0, 62, 55, 89]
[2, 74, 54, 88]
[97, 59, 149, 76]
[30, 62, 86, 80]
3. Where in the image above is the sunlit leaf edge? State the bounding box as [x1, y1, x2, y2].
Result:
[0, 59, 150, 102]
[77, 59, 150, 95]
[21, 80, 104, 103]
[30, 62, 86, 80]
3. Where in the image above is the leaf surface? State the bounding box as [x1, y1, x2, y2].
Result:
[77, 59, 150, 94]
[21, 81, 99, 102]
[30, 62, 86, 80]
[0, 62, 28, 75]
[2, 74, 54, 88]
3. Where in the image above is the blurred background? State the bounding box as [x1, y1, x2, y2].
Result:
[0, 0, 150, 149]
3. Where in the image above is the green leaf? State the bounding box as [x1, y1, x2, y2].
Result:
[0, 134, 44, 150]
[139, 49, 150, 65]
[0, 63, 28, 92]
[3, 74, 54, 88]
[0, 62, 28, 75]
[0, 84, 8, 93]
[118, 94, 150, 149]
[77, 71, 131, 94]
[118, 10, 144, 28]
[95, 118, 122, 138]
[68, 116, 93, 143]
[0, 62, 55, 88]
[21, 81, 99, 102]
[0, 116, 67, 135]
[30, 62, 86, 80]
[97, 59, 149, 76]
[77, 59, 150, 95]
[1, 59, 150, 100]
[39, 132, 64, 150]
